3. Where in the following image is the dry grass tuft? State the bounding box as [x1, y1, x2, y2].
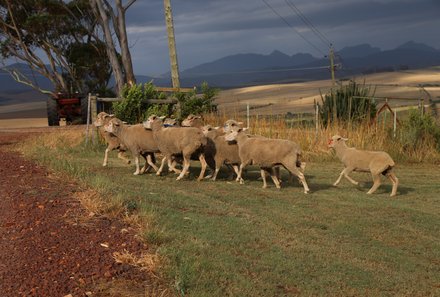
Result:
[113, 249, 160, 274]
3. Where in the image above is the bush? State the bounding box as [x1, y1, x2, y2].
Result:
[112, 81, 218, 123]
[319, 80, 377, 126]
[112, 82, 168, 124]
[398, 109, 440, 151]
[179, 82, 218, 119]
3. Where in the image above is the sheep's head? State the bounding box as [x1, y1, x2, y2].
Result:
[143, 115, 165, 129]
[94, 112, 114, 127]
[223, 119, 243, 133]
[181, 114, 203, 127]
[163, 117, 179, 127]
[328, 135, 348, 148]
[104, 118, 123, 134]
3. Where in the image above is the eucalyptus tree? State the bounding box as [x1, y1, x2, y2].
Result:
[0, 0, 113, 96]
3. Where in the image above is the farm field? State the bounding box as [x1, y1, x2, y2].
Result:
[215, 67, 440, 115]
[18, 129, 440, 297]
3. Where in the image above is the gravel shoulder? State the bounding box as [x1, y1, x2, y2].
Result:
[0, 131, 161, 297]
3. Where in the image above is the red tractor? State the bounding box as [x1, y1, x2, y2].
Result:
[46, 92, 88, 126]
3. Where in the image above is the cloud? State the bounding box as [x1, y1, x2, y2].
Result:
[124, 0, 440, 75]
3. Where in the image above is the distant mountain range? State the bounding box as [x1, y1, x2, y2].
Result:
[137, 41, 440, 88]
[1, 41, 440, 98]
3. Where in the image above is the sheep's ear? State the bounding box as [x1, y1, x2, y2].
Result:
[159, 115, 166, 120]
[342, 137, 348, 141]
[108, 114, 115, 118]
[214, 126, 220, 130]
[243, 127, 249, 132]
[122, 121, 128, 124]
[237, 121, 244, 125]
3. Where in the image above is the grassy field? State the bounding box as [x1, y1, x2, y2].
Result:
[19, 130, 440, 297]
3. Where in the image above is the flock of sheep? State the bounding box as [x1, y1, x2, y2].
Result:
[94, 112, 399, 197]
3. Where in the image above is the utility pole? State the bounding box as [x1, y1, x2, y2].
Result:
[329, 45, 337, 123]
[164, 0, 180, 89]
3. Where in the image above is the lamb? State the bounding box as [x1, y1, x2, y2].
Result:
[223, 119, 306, 185]
[224, 126, 310, 193]
[328, 135, 399, 196]
[143, 115, 208, 181]
[94, 112, 130, 166]
[104, 117, 159, 175]
[201, 125, 240, 181]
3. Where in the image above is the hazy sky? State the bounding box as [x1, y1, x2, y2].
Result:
[126, 0, 439, 75]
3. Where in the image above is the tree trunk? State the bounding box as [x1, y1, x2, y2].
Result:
[91, 0, 125, 96]
[116, 0, 136, 87]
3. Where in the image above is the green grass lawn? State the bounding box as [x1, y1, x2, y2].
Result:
[23, 139, 440, 297]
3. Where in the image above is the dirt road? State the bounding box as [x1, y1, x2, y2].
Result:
[0, 131, 158, 297]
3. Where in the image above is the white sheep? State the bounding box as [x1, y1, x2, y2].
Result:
[328, 135, 399, 196]
[223, 119, 306, 185]
[201, 125, 240, 181]
[181, 114, 204, 128]
[104, 118, 159, 175]
[143, 115, 208, 181]
[94, 112, 130, 166]
[224, 126, 310, 193]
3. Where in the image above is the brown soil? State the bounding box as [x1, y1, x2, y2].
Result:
[0, 131, 164, 297]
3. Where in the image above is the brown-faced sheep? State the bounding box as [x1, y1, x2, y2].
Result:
[143, 115, 208, 181]
[104, 118, 159, 175]
[328, 135, 398, 196]
[94, 112, 130, 166]
[225, 127, 310, 193]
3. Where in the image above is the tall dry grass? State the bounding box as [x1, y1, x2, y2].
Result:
[203, 113, 440, 163]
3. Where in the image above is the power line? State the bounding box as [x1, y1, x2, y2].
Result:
[284, 0, 332, 48]
[261, 0, 327, 56]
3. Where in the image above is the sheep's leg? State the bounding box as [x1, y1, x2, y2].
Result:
[367, 174, 381, 194]
[268, 168, 281, 189]
[236, 162, 249, 184]
[133, 155, 141, 175]
[231, 164, 240, 178]
[168, 159, 182, 174]
[285, 164, 309, 194]
[334, 167, 358, 186]
[117, 151, 131, 164]
[157, 156, 167, 176]
[140, 154, 150, 174]
[260, 169, 268, 188]
[387, 172, 399, 197]
[143, 154, 159, 173]
[176, 156, 191, 181]
[147, 154, 159, 172]
[274, 166, 282, 183]
[102, 147, 110, 166]
[197, 154, 207, 181]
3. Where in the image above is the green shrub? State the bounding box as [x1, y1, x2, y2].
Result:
[398, 109, 440, 151]
[112, 81, 218, 123]
[179, 82, 218, 119]
[319, 80, 377, 126]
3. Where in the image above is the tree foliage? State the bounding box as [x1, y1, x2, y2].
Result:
[319, 80, 377, 126]
[0, 0, 112, 95]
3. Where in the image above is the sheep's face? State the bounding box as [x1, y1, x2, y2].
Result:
[181, 114, 203, 127]
[201, 125, 213, 136]
[94, 112, 114, 127]
[224, 129, 241, 141]
[328, 135, 347, 148]
[163, 118, 178, 127]
[104, 118, 122, 133]
[143, 115, 164, 129]
[223, 119, 243, 133]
